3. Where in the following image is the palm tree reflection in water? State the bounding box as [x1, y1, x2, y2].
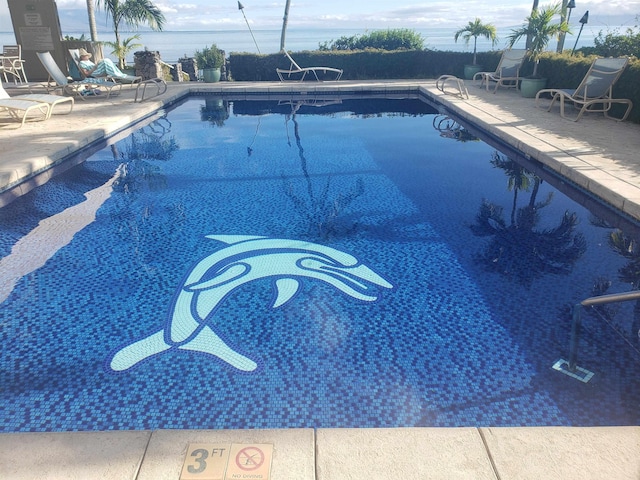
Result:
[599, 229, 640, 348]
[111, 116, 183, 277]
[115, 115, 179, 194]
[470, 151, 586, 287]
[281, 99, 364, 239]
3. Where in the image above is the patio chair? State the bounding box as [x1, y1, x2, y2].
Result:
[0, 81, 73, 119]
[36, 51, 123, 100]
[0, 95, 49, 127]
[68, 48, 142, 85]
[473, 49, 527, 93]
[535, 57, 633, 122]
[2, 45, 28, 84]
[276, 50, 343, 82]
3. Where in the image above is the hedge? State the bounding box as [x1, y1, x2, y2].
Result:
[227, 50, 640, 123]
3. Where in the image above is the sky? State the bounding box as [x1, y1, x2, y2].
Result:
[1, 0, 639, 33]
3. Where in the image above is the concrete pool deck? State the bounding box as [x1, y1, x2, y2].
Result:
[1, 427, 638, 479]
[0, 80, 639, 479]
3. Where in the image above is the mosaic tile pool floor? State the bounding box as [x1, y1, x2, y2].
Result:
[1, 97, 639, 432]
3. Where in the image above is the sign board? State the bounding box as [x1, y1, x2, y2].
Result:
[7, 0, 65, 81]
[226, 444, 273, 480]
[181, 444, 231, 480]
[181, 443, 273, 480]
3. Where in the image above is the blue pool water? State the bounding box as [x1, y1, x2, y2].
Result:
[1, 96, 639, 431]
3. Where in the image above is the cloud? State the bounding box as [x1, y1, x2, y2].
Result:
[1, 0, 638, 33]
[55, 0, 90, 7]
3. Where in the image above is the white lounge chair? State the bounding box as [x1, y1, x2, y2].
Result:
[0, 81, 73, 119]
[276, 50, 343, 82]
[68, 48, 142, 85]
[535, 57, 633, 122]
[473, 49, 527, 93]
[0, 94, 49, 127]
[36, 51, 123, 100]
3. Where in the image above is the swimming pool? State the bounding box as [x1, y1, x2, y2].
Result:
[1, 95, 638, 431]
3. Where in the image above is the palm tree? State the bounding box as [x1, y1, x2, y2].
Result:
[280, 0, 292, 51]
[96, 0, 166, 69]
[508, 3, 570, 76]
[526, 0, 541, 48]
[104, 34, 143, 68]
[454, 18, 498, 65]
[86, 0, 98, 41]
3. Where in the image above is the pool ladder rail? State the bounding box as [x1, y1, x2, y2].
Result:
[553, 290, 640, 383]
[134, 77, 168, 103]
[435, 75, 469, 100]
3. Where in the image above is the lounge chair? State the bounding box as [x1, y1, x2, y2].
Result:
[276, 50, 343, 82]
[36, 51, 123, 100]
[535, 57, 633, 122]
[2, 45, 28, 84]
[0, 81, 73, 119]
[0, 95, 49, 127]
[473, 49, 527, 93]
[68, 48, 142, 85]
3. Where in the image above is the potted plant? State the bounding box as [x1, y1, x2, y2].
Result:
[507, 3, 571, 97]
[195, 44, 225, 83]
[454, 18, 498, 79]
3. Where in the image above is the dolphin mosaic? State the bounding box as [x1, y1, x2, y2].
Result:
[110, 235, 393, 372]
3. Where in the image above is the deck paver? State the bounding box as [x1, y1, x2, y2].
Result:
[481, 426, 640, 480]
[316, 427, 497, 480]
[0, 431, 151, 480]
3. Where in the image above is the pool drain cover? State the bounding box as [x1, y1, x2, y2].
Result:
[552, 359, 595, 383]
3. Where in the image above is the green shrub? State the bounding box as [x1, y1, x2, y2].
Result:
[227, 50, 639, 123]
[319, 28, 424, 51]
[228, 50, 502, 81]
[577, 27, 640, 57]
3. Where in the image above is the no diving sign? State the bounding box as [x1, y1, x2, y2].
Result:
[180, 443, 273, 480]
[227, 444, 272, 478]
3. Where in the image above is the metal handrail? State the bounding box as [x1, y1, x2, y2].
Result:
[134, 78, 168, 103]
[568, 290, 640, 372]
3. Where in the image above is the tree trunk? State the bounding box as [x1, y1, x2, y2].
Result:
[87, 0, 98, 41]
[114, 29, 124, 69]
[473, 37, 478, 65]
[557, 0, 569, 52]
[280, 0, 291, 51]
[526, 0, 540, 49]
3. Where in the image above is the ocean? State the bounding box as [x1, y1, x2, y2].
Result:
[0, 27, 603, 63]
